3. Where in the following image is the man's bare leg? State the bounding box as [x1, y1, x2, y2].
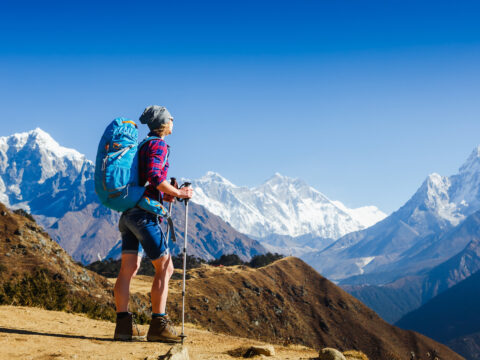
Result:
[151, 254, 174, 314]
[114, 253, 141, 312]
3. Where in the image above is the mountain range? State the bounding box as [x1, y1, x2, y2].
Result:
[2, 127, 480, 357]
[0, 129, 265, 263]
[162, 256, 463, 360]
[0, 128, 113, 263]
[344, 220, 480, 323]
[190, 171, 386, 255]
[396, 266, 480, 360]
[303, 145, 480, 284]
[0, 128, 388, 264]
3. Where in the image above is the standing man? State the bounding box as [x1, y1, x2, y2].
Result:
[113, 105, 193, 342]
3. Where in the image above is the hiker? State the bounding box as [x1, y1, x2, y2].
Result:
[113, 105, 193, 342]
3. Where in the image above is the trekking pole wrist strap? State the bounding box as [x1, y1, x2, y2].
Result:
[167, 216, 176, 243]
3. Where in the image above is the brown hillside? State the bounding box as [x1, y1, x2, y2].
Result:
[155, 257, 463, 360]
[0, 203, 150, 322]
[0, 202, 463, 359]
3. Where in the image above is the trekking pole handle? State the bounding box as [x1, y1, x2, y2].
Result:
[178, 182, 191, 204]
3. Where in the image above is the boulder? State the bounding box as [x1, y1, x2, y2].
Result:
[245, 345, 276, 357]
[319, 348, 346, 360]
[163, 344, 190, 360]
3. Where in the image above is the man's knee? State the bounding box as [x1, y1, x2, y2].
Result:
[153, 255, 173, 278]
[120, 261, 140, 277]
[166, 259, 174, 278]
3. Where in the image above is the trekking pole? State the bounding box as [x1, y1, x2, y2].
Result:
[178, 182, 191, 344]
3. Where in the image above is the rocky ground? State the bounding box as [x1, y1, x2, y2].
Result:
[0, 305, 318, 360]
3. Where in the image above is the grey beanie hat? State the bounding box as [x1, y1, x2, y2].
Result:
[139, 105, 173, 130]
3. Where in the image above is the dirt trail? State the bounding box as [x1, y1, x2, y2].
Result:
[1, 306, 318, 360]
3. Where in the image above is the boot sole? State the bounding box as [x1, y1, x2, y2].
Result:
[114, 334, 146, 341]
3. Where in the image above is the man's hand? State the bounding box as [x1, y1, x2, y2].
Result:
[177, 186, 193, 199]
[157, 180, 194, 201]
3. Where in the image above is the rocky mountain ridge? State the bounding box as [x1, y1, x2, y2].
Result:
[304, 145, 480, 283]
[396, 267, 480, 360]
[344, 226, 480, 324]
[0, 202, 150, 322]
[159, 256, 462, 360]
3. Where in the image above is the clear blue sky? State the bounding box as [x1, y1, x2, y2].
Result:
[1, 0, 480, 214]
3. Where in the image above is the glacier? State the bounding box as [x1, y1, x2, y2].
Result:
[191, 171, 386, 239]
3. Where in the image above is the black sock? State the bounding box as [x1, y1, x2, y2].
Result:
[116, 312, 130, 319]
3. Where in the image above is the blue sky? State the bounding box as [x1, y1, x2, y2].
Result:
[1, 0, 480, 214]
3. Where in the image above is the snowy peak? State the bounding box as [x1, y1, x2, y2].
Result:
[262, 173, 307, 188]
[459, 146, 480, 175]
[423, 173, 451, 208]
[404, 145, 480, 223]
[263, 172, 297, 186]
[307, 144, 480, 282]
[255, 173, 329, 204]
[197, 171, 236, 188]
[398, 172, 465, 230]
[423, 173, 464, 225]
[405, 145, 480, 227]
[191, 171, 386, 241]
[0, 128, 93, 210]
[0, 128, 86, 164]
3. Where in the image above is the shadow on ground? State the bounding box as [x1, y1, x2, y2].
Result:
[0, 326, 114, 342]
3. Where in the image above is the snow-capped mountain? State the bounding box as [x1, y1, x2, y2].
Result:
[0, 128, 93, 214]
[305, 146, 480, 282]
[190, 172, 386, 250]
[0, 128, 121, 263]
[0, 128, 266, 263]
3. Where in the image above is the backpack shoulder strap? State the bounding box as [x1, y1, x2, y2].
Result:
[139, 136, 169, 168]
[139, 136, 162, 148]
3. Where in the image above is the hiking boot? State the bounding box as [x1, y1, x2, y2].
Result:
[147, 315, 181, 343]
[114, 313, 146, 341]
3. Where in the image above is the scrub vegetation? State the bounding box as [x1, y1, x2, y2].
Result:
[87, 253, 285, 278]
